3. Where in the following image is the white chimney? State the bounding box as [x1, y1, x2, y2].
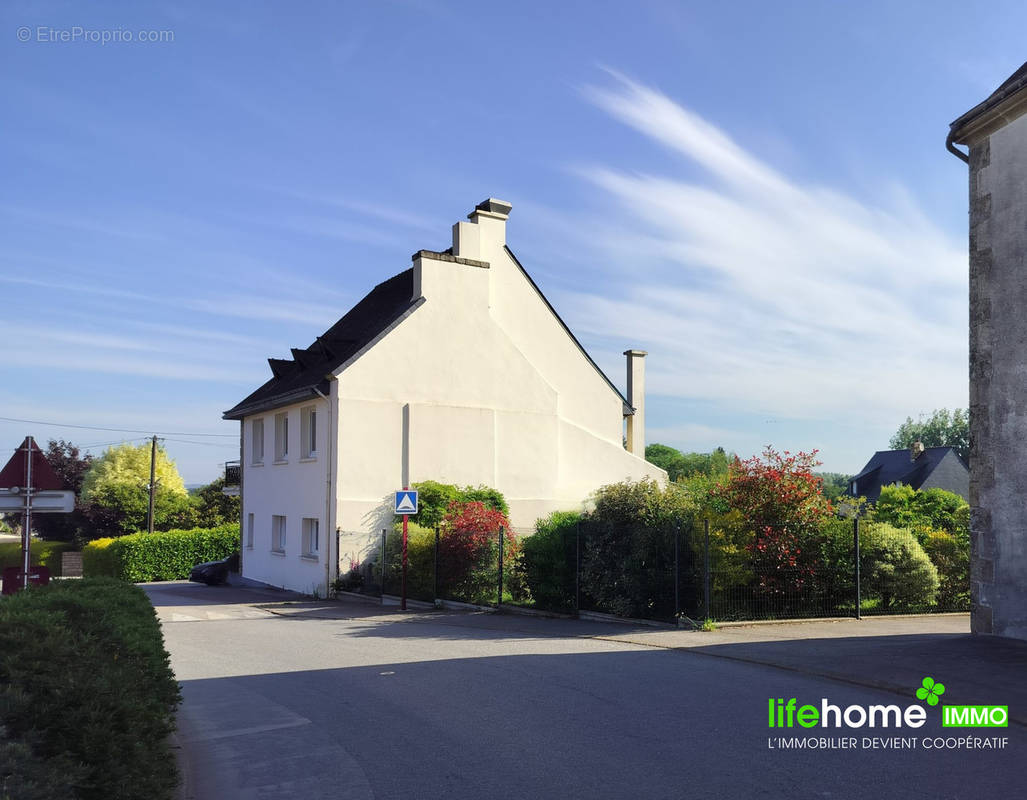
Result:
[911, 441, 925, 461]
[453, 198, 512, 260]
[624, 349, 647, 457]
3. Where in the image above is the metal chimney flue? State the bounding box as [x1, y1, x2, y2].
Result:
[624, 349, 647, 457]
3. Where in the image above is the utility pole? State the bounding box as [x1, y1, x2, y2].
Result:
[148, 435, 157, 534]
[22, 437, 33, 590]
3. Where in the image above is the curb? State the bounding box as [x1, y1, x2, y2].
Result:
[714, 612, 970, 629]
[169, 724, 194, 800]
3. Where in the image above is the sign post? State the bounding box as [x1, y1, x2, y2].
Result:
[394, 489, 419, 610]
[0, 437, 74, 592]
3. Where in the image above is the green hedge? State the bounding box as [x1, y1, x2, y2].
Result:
[0, 540, 75, 576]
[0, 578, 180, 800]
[83, 524, 239, 581]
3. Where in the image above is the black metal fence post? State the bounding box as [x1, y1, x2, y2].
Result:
[674, 522, 680, 618]
[497, 525, 505, 608]
[575, 521, 581, 614]
[433, 525, 440, 603]
[853, 517, 861, 620]
[704, 518, 711, 618]
[380, 528, 387, 597]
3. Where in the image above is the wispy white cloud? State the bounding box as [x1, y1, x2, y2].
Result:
[564, 74, 967, 427]
[185, 294, 343, 326]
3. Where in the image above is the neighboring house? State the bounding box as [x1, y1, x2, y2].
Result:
[847, 444, 969, 503]
[949, 60, 1027, 638]
[223, 198, 667, 594]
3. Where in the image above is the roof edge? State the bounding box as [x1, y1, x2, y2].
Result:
[950, 63, 1027, 144]
[223, 383, 327, 420]
[414, 249, 490, 269]
[503, 245, 633, 415]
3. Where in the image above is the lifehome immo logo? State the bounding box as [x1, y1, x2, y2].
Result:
[766, 676, 1009, 751]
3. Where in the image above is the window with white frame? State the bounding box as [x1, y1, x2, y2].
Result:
[274, 412, 289, 461]
[246, 513, 254, 548]
[300, 406, 317, 459]
[251, 419, 264, 465]
[272, 515, 286, 552]
[302, 518, 320, 557]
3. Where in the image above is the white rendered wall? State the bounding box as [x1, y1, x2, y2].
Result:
[334, 216, 665, 556]
[244, 207, 667, 590]
[240, 397, 331, 595]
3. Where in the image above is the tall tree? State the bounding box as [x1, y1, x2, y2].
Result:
[31, 440, 93, 542]
[80, 442, 193, 538]
[191, 477, 240, 528]
[889, 408, 969, 462]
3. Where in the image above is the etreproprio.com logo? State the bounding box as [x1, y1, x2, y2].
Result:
[766, 676, 1009, 751]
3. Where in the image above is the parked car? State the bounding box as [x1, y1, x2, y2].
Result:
[188, 552, 239, 586]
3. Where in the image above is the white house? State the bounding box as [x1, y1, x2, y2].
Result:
[224, 198, 667, 594]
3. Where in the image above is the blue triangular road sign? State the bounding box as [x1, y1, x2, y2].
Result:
[395, 490, 418, 514]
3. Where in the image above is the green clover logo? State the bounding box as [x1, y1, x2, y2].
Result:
[915, 676, 946, 706]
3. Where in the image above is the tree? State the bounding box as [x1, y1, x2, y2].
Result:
[31, 440, 93, 542]
[645, 443, 732, 482]
[874, 485, 969, 545]
[80, 443, 193, 538]
[190, 477, 240, 528]
[815, 472, 850, 502]
[889, 408, 969, 462]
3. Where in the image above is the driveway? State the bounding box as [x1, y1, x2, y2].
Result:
[146, 582, 1024, 800]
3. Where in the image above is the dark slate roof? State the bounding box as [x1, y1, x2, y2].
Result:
[849, 447, 968, 502]
[223, 268, 418, 419]
[224, 245, 634, 420]
[950, 61, 1027, 139]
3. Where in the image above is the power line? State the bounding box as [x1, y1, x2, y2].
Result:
[0, 415, 237, 438]
[161, 437, 238, 448]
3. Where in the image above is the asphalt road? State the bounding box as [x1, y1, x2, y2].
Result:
[147, 582, 1023, 800]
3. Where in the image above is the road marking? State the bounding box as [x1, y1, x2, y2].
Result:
[183, 718, 311, 742]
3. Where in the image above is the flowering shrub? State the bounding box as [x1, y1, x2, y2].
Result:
[437, 501, 515, 604]
[715, 448, 833, 598]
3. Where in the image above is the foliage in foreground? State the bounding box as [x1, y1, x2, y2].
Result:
[0, 579, 179, 800]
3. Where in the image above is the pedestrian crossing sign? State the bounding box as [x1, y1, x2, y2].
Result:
[394, 490, 418, 515]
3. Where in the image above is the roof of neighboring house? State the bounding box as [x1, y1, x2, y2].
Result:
[224, 246, 633, 420]
[849, 446, 968, 501]
[950, 60, 1027, 140]
[223, 268, 418, 419]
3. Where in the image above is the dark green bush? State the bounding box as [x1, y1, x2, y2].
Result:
[923, 530, 970, 610]
[579, 479, 694, 619]
[0, 578, 180, 800]
[860, 523, 939, 611]
[409, 480, 508, 529]
[83, 524, 239, 581]
[382, 523, 437, 601]
[517, 511, 581, 611]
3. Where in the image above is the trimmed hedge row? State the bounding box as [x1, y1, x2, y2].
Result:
[83, 524, 239, 581]
[0, 578, 180, 800]
[0, 540, 75, 576]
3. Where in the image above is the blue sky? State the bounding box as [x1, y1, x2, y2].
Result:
[1, 0, 1023, 484]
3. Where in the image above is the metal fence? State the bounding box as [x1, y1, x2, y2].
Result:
[347, 518, 968, 623]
